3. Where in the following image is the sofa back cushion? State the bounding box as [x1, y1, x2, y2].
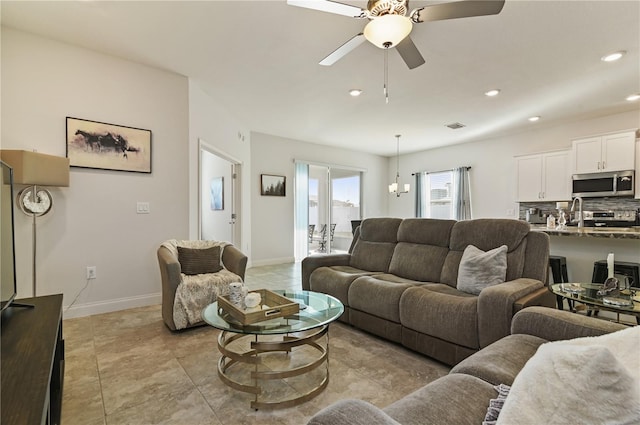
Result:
[441, 219, 531, 287]
[389, 218, 455, 281]
[350, 218, 402, 272]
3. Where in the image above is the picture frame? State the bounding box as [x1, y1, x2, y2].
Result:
[66, 117, 152, 173]
[261, 174, 286, 197]
[210, 177, 224, 210]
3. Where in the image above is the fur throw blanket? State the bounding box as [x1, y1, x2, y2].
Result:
[497, 325, 640, 424]
[161, 240, 243, 330]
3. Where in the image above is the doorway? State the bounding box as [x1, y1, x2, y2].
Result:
[295, 162, 362, 260]
[199, 140, 241, 245]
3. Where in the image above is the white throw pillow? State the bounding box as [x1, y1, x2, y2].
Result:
[456, 244, 508, 295]
[496, 326, 640, 425]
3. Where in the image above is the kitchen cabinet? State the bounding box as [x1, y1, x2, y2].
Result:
[516, 150, 571, 202]
[573, 130, 636, 174]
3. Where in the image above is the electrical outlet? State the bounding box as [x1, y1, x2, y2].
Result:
[506, 209, 515, 217]
[86, 266, 97, 280]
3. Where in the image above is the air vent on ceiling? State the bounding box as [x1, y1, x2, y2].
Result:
[446, 122, 466, 130]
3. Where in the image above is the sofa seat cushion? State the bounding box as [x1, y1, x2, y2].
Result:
[450, 334, 547, 386]
[309, 400, 401, 425]
[400, 286, 479, 349]
[349, 276, 416, 323]
[383, 374, 496, 425]
[310, 266, 381, 306]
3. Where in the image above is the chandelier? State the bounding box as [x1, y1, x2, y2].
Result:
[389, 134, 410, 196]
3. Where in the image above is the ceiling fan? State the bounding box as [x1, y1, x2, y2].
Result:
[288, 0, 506, 69]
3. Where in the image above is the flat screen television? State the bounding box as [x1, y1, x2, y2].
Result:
[1, 160, 17, 311]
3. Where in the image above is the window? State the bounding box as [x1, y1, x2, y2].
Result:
[416, 167, 472, 220]
[419, 171, 453, 219]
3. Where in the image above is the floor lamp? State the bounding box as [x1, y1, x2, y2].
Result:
[0, 150, 69, 297]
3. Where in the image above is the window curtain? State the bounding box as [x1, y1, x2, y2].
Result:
[452, 167, 472, 220]
[294, 162, 309, 261]
[415, 172, 426, 217]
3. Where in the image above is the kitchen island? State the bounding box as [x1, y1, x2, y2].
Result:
[529, 224, 640, 284]
[530, 225, 640, 240]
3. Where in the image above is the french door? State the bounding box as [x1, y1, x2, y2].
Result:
[294, 161, 362, 261]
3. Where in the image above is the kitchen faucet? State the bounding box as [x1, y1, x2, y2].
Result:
[570, 196, 584, 228]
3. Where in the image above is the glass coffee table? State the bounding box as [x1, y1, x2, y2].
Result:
[202, 289, 344, 410]
[551, 283, 640, 324]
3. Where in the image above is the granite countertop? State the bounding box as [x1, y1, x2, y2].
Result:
[530, 225, 640, 239]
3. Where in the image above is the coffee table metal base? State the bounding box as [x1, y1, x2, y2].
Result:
[217, 326, 329, 410]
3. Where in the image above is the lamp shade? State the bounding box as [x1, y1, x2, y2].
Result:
[364, 15, 412, 48]
[0, 150, 69, 187]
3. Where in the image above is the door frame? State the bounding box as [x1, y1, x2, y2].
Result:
[198, 139, 242, 245]
[294, 159, 365, 260]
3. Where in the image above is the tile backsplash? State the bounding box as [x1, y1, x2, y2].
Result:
[519, 198, 640, 221]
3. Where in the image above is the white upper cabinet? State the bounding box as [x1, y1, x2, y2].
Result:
[516, 150, 571, 202]
[573, 130, 636, 174]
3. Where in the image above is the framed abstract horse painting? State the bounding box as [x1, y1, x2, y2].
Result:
[66, 117, 152, 173]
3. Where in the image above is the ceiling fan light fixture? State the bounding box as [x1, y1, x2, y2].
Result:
[364, 14, 412, 49]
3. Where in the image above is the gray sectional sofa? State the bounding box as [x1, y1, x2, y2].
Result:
[307, 307, 628, 425]
[302, 217, 555, 365]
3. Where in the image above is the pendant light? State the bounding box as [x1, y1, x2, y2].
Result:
[389, 135, 410, 196]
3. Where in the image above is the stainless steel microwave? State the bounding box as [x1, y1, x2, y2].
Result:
[572, 170, 634, 198]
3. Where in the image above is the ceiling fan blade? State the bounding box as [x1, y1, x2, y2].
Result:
[287, 0, 366, 18]
[319, 33, 366, 66]
[396, 36, 425, 69]
[412, 0, 505, 23]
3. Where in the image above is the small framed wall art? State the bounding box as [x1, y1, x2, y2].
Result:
[66, 117, 152, 173]
[261, 174, 286, 196]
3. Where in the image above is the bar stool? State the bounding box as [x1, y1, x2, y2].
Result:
[592, 260, 640, 287]
[549, 255, 571, 310]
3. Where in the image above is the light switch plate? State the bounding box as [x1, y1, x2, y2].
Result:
[137, 202, 150, 214]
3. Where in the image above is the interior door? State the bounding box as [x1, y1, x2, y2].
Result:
[199, 141, 240, 244]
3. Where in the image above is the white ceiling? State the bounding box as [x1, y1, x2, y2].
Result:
[1, 1, 639, 156]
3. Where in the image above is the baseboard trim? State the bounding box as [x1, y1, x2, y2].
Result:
[63, 293, 162, 319]
[250, 257, 296, 267]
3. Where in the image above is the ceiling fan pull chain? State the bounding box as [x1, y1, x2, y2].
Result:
[384, 47, 389, 104]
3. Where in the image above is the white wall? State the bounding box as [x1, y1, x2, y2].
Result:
[250, 132, 388, 265]
[389, 110, 640, 219]
[1, 28, 189, 317]
[187, 81, 251, 258]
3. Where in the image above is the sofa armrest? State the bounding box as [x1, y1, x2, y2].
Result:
[513, 286, 556, 311]
[301, 253, 351, 290]
[308, 399, 401, 425]
[511, 306, 627, 341]
[222, 244, 248, 281]
[157, 246, 182, 330]
[477, 278, 544, 348]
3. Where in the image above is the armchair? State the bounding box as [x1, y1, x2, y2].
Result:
[157, 239, 248, 331]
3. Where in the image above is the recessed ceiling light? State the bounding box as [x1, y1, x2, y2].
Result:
[484, 89, 500, 97]
[528, 116, 540, 122]
[601, 51, 626, 62]
[626, 93, 640, 101]
[349, 89, 362, 97]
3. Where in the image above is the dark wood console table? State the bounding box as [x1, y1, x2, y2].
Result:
[1, 294, 65, 425]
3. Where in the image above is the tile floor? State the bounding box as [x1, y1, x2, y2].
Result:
[61, 263, 449, 425]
